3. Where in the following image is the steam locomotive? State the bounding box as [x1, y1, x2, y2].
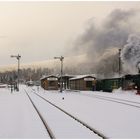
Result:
[96, 74, 140, 94]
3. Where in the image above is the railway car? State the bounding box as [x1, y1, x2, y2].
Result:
[96, 74, 140, 93]
[133, 74, 140, 88]
[134, 74, 140, 94]
[96, 80, 103, 91]
[123, 74, 140, 94]
[121, 75, 135, 90]
[96, 78, 122, 92]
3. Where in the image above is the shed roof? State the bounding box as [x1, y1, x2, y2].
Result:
[56, 74, 74, 78]
[70, 74, 96, 81]
[40, 75, 58, 80]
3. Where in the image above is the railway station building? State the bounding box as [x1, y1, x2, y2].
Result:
[40, 75, 58, 90]
[69, 75, 96, 91]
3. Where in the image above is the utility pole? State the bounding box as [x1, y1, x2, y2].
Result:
[136, 62, 140, 74]
[118, 49, 121, 77]
[54, 56, 64, 92]
[11, 54, 21, 91]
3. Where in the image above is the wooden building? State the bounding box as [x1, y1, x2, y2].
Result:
[58, 74, 74, 89]
[40, 75, 58, 90]
[69, 75, 96, 91]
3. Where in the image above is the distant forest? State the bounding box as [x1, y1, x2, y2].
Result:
[0, 67, 54, 83]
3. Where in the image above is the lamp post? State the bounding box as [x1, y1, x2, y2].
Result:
[11, 54, 21, 91]
[54, 56, 64, 92]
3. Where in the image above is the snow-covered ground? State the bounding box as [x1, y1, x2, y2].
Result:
[32, 86, 140, 139]
[1, 85, 140, 138]
[0, 87, 49, 139]
[28, 91, 101, 139]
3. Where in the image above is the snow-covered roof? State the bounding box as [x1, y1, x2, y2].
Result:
[56, 74, 74, 78]
[41, 74, 96, 80]
[70, 74, 96, 81]
[40, 75, 58, 80]
[40, 75, 47, 80]
[98, 74, 126, 80]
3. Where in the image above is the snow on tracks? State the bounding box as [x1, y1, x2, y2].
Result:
[71, 92, 140, 109]
[0, 88, 50, 139]
[25, 89, 105, 139]
[34, 89, 140, 138]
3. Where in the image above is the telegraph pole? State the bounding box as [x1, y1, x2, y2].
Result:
[54, 56, 64, 92]
[11, 54, 21, 91]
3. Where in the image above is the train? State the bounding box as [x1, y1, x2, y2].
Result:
[40, 74, 140, 93]
[96, 74, 140, 93]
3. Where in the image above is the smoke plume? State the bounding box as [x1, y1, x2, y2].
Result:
[67, 9, 140, 76]
[121, 34, 140, 74]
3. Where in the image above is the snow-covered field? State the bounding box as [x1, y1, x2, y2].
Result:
[27, 90, 101, 139]
[0, 85, 140, 138]
[0, 87, 49, 139]
[32, 86, 140, 139]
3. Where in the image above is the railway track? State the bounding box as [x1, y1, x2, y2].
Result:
[25, 89, 107, 139]
[93, 94, 140, 105]
[24, 90, 55, 139]
[68, 91, 140, 109]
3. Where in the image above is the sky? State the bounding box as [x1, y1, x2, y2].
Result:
[0, 1, 140, 70]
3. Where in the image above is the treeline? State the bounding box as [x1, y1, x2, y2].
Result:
[0, 67, 55, 83]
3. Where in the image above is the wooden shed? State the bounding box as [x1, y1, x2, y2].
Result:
[58, 74, 74, 89]
[40, 75, 58, 90]
[69, 75, 96, 91]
